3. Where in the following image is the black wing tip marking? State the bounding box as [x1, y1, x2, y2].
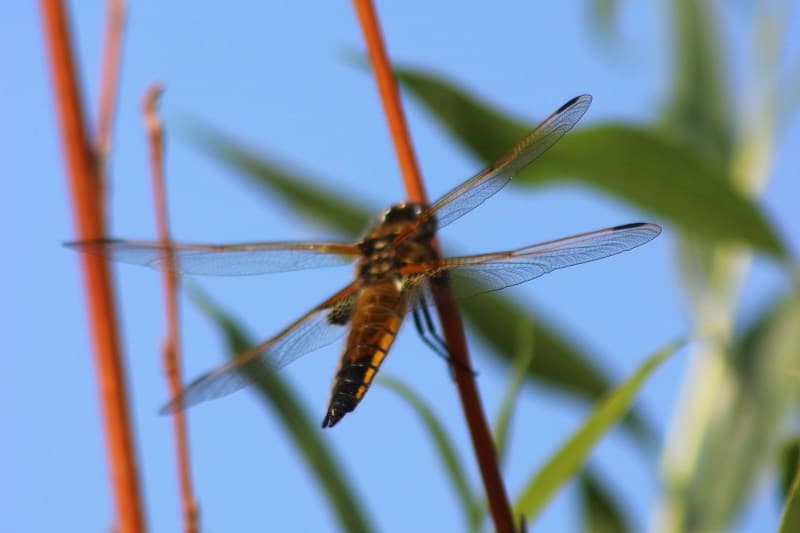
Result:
[557, 94, 592, 114]
[611, 222, 662, 235]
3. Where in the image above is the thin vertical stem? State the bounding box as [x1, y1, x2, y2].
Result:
[143, 86, 199, 533]
[351, 2, 515, 531]
[429, 283, 516, 533]
[95, 0, 125, 169]
[351, 0, 425, 203]
[39, 1, 145, 531]
[93, 0, 124, 255]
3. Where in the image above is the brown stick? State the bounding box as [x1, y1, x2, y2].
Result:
[143, 86, 199, 533]
[39, 1, 145, 531]
[351, 2, 515, 531]
[93, 0, 124, 245]
[351, 0, 425, 201]
[96, 0, 125, 169]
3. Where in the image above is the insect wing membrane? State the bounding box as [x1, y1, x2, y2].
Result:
[65, 239, 360, 276]
[400, 223, 661, 299]
[160, 283, 358, 413]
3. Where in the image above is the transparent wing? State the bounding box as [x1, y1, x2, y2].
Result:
[65, 238, 360, 276]
[160, 283, 359, 413]
[395, 94, 592, 243]
[401, 223, 661, 297]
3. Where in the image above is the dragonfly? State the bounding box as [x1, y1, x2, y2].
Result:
[67, 94, 661, 428]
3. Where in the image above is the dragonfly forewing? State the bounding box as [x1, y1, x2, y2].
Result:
[393, 94, 592, 244]
[65, 239, 360, 276]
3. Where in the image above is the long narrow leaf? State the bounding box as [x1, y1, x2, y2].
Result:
[579, 468, 631, 533]
[513, 339, 685, 521]
[780, 438, 800, 503]
[662, 0, 732, 157]
[460, 294, 655, 446]
[187, 285, 374, 533]
[393, 67, 785, 258]
[378, 376, 482, 531]
[494, 319, 536, 465]
[182, 119, 372, 236]
[780, 450, 800, 533]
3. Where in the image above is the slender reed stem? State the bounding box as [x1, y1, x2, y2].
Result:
[143, 86, 200, 533]
[39, 1, 145, 531]
[350, 0, 424, 201]
[351, 2, 515, 531]
[96, 0, 125, 171]
[94, 0, 125, 224]
[93, 0, 124, 259]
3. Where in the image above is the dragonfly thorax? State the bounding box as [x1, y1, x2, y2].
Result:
[356, 202, 438, 284]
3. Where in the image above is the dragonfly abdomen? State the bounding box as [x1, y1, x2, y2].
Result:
[321, 284, 406, 428]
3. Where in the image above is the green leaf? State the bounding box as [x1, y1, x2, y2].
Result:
[187, 285, 374, 533]
[679, 288, 800, 531]
[662, 0, 732, 158]
[181, 118, 373, 236]
[780, 444, 800, 533]
[460, 293, 656, 447]
[184, 121, 655, 444]
[393, 67, 786, 258]
[579, 468, 631, 533]
[493, 319, 536, 465]
[780, 438, 800, 503]
[513, 338, 684, 521]
[378, 376, 482, 531]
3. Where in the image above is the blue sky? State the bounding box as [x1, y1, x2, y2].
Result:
[2, 1, 798, 532]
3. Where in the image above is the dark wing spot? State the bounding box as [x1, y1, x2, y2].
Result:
[556, 95, 582, 113]
[611, 222, 647, 231]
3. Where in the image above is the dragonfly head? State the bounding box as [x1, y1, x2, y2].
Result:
[378, 202, 436, 240]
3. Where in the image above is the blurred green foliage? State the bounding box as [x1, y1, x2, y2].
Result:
[579, 468, 631, 533]
[512, 340, 683, 521]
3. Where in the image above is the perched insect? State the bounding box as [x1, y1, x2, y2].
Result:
[68, 94, 661, 428]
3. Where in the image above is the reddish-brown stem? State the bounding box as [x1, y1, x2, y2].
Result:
[93, 0, 124, 248]
[143, 86, 199, 533]
[95, 0, 124, 169]
[351, 1, 515, 531]
[351, 0, 425, 202]
[39, 1, 145, 532]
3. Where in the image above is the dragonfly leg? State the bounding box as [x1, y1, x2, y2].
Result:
[412, 298, 477, 378]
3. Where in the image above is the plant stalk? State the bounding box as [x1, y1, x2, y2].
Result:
[351, 1, 515, 531]
[39, 1, 145, 531]
[143, 85, 199, 533]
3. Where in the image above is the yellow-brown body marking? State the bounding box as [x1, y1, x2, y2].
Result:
[321, 202, 437, 428]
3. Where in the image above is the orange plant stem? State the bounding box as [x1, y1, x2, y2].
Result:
[93, 0, 124, 244]
[96, 0, 125, 166]
[143, 86, 199, 533]
[351, 2, 515, 531]
[39, 1, 146, 532]
[351, 0, 425, 202]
